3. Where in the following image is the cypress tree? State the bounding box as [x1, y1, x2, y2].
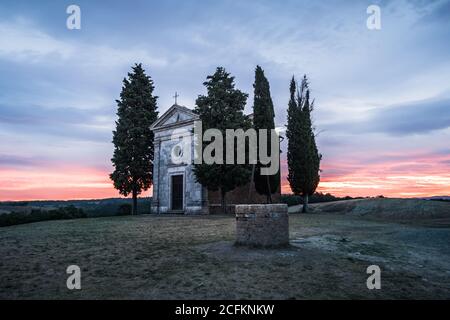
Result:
[252, 65, 280, 203]
[286, 75, 321, 212]
[110, 64, 159, 215]
[193, 67, 252, 214]
[287, 77, 301, 199]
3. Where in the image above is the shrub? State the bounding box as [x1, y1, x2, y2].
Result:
[117, 204, 132, 216]
[280, 192, 358, 206]
[0, 205, 86, 227]
[280, 195, 303, 207]
[0, 201, 29, 206]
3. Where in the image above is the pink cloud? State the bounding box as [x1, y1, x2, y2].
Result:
[1, 151, 449, 200]
[0, 165, 152, 201]
[282, 151, 450, 197]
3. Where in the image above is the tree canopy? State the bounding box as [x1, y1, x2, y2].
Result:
[110, 63, 159, 214]
[252, 65, 280, 202]
[193, 67, 252, 213]
[286, 75, 321, 212]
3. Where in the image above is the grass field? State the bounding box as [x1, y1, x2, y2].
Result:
[1, 206, 449, 299]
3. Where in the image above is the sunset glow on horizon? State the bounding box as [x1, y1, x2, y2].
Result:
[1, 151, 449, 201]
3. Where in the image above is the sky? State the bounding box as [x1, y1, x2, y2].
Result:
[0, 0, 449, 200]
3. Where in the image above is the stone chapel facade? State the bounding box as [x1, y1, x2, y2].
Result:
[150, 104, 280, 215]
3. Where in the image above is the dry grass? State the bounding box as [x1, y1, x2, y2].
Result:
[0, 212, 449, 299]
[289, 198, 450, 226]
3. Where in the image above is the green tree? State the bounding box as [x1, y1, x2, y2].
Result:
[286, 75, 321, 212]
[110, 64, 159, 215]
[252, 65, 280, 203]
[193, 67, 252, 214]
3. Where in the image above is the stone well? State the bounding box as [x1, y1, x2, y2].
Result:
[235, 204, 289, 247]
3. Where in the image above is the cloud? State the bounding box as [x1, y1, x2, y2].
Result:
[367, 97, 450, 135]
[0, 19, 168, 67]
[324, 96, 450, 136]
[316, 149, 450, 197]
[416, 0, 450, 25]
[0, 18, 73, 62]
[0, 102, 114, 142]
[0, 165, 122, 201]
[0, 154, 40, 167]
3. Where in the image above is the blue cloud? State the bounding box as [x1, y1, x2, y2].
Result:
[0, 154, 40, 167]
[368, 97, 450, 135]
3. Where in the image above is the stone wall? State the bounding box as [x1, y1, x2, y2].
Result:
[235, 204, 289, 247]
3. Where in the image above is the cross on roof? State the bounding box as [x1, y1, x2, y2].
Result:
[173, 92, 179, 105]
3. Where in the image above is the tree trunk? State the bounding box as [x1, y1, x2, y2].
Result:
[266, 174, 272, 204]
[248, 164, 255, 202]
[302, 194, 309, 213]
[221, 188, 227, 214]
[132, 189, 138, 215]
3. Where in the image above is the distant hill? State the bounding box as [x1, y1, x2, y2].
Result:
[420, 196, 450, 201]
[0, 197, 152, 217]
[280, 193, 363, 206]
[289, 198, 450, 226]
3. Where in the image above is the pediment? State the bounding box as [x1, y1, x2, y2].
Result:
[150, 104, 198, 130]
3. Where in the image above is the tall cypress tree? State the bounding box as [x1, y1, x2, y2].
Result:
[110, 64, 159, 215]
[287, 77, 301, 200]
[193, 67, 252, 214]
[286, 75, 321, 212]
[252, 65, 280, 203]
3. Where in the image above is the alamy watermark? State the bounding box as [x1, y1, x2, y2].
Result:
[66, 5, 81, 30]
[367, 5, 381, 30]
[169, 121, 280, 175]
[366, 265, 381, 289]
[66, 265, 81, 290]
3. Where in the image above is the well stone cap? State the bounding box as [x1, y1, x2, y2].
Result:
[235, 204, 288, 214]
